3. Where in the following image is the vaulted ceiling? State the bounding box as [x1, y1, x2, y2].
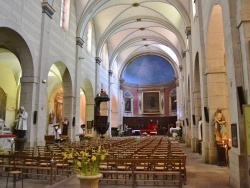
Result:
[76, 0, 191, 75]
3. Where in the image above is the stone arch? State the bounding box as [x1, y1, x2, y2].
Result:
[46, 62, 74, 140]
[0, 27, 35, 145]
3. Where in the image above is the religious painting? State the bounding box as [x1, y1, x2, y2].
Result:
[0, 87, 7, 120]
[231, 123, 238, 148]
[243, 105, 250, 155]
[124, 98, 131, 112]
[87, 121, 93, 129]
[142, 91, 160, 114]
[170, 88, 177, 111]
[54, 88, 63, 124]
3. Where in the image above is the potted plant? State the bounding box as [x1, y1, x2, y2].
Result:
[63, 146, 107, 188]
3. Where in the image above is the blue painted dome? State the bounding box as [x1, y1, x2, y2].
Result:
[122, 55, 175, 85]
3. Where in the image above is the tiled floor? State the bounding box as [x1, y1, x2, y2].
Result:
[1, 143, 230, 188]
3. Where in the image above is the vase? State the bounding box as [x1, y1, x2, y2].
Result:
[76, 173, 103, 188]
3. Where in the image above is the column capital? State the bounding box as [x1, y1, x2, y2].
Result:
[76, 37, 84, 48]
[20, 76, 38, 84]
[108, 70, 113, 76]
[185, 26, 191, 38]
[174, 76, 179, 87]
[179, 65, 183, 72]
[182, 51, 186, 58]
[95, 57, 102, 65]
[41, 2, 55, 19]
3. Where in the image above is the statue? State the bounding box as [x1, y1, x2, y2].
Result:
[15, 106, 28, 138]
[62, 116, 69, 135]
[15, 106, 28, 151]
[214, 108, 228, 142]
[49, 111, 55, 124]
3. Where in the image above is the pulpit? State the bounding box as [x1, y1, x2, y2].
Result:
[94, 89, 110, 137]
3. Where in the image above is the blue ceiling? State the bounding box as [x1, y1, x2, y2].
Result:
[122, 55, 175, 85]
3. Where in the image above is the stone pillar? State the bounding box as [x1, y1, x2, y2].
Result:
[73, 37, 85, 141]
[186, 26, 196, 152]
[94, 57, 101, 138]
[193, 82, 201, 153]
[34, 2, 56, 146]
[229, 0, 250, 187]
[107, 70, 113, 137]
[19, 76, 38, 147]
[181, 53, 189, 146]
[95, 57, 101, 94]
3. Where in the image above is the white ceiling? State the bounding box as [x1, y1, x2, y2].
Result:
[76, 0, 191, 72]
[0, 0, 191, 85]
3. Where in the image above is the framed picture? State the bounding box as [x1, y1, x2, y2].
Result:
[87, 121, 93, 129]
[243, 105, 250, 155]
[142, 91, 160, 114]
[231, 123, 238, 148]
[125, 98, 131, 112]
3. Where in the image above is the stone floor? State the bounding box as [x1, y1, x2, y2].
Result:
[1, 143, 231, 188]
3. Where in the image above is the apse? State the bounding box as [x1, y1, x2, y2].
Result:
[122, 55, 175, 85]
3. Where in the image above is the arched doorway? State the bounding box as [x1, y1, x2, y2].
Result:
[46, 63, 73, 140]
[0, 48, 21, 129]
[80, 78, 94, 137]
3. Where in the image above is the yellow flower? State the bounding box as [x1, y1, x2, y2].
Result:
[91, 155, 96, 162]
[63, 145, 107, 176]
[100, 155, 105, 160]
[77, 161, 82, 168]
[68, 153, 73, 159]
[97, 146, 101, 153]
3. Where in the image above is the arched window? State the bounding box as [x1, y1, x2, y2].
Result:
[86, 22, 92, 53]
[60, 0, 70, 31]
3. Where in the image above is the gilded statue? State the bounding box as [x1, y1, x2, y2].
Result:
[214, 108, 228, 142]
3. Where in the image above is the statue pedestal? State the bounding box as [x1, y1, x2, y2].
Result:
[15, 137, 27, 152]
[14, 130, 27, 152]
[216, 142, 227, 166]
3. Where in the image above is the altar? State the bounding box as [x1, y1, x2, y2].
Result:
[0, 134, 16, 151]
[0, 119, 16, 151]
[140, 120, 157, 135]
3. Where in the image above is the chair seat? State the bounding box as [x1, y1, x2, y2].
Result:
[7, 171, 22, 174]
[6, 170, 23, 188]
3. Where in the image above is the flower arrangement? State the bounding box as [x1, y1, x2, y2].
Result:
[63, 146, 107, 176]
[0, 147, 4, 154]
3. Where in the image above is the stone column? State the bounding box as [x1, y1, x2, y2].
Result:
[186, 26, 196, 152]
[34, 2, 55, 146]
[181, 53, 189, 146]
[95, 57, 102, 94]
[229, 0, 250, 187]
[74, 37, 85, 141]
[19, 76, 38, 147]
[107, 70, 113, 137]
[94, 57, 101, 138]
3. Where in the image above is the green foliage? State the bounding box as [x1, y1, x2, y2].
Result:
[63, 146, 107, 176]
